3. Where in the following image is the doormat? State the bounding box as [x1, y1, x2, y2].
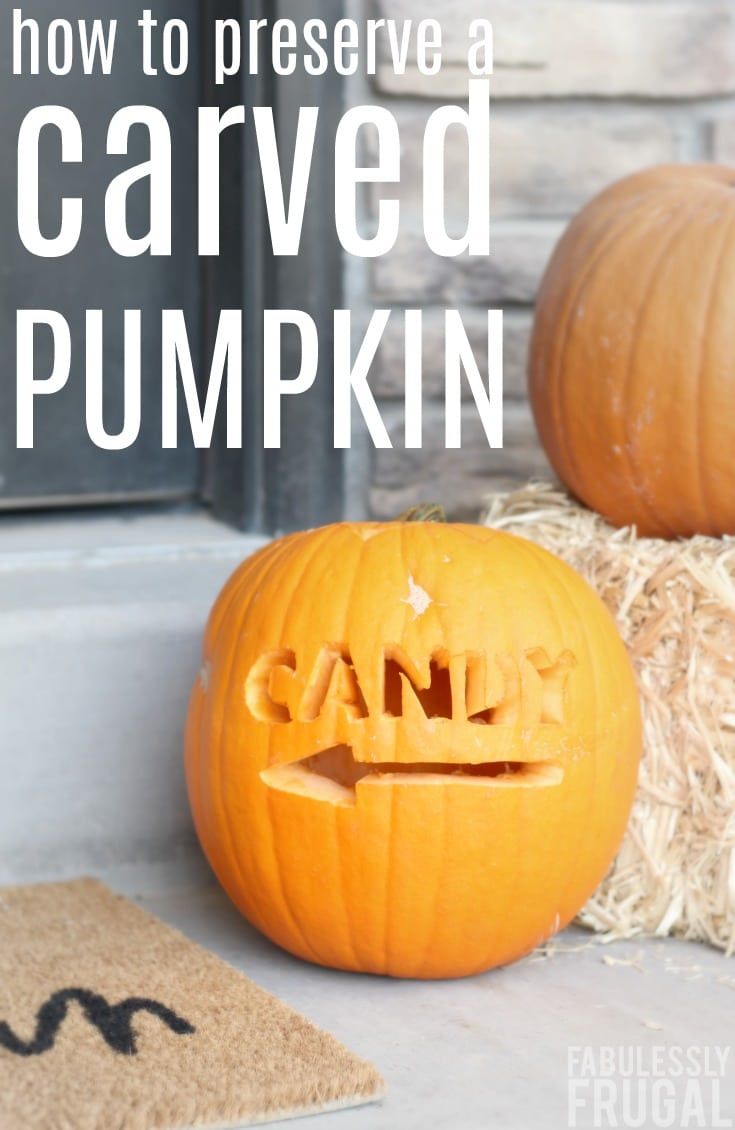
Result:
[0, 879, 384, 1130]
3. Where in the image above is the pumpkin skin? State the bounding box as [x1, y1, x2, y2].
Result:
[529, 164, 735, 538]
[186, 522, 641, 979]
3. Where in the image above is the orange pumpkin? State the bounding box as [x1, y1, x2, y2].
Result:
[186, 521, 641, 978]
[529, 164, 735, 538]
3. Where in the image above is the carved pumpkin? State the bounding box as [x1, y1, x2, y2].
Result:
[186, 521, 641, 978]
[529, 164, 735, 538]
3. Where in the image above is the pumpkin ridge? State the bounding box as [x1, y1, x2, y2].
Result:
[218, 533, 307, 947]
[266, 526, 350, 966]
[330, 526, 377, 970]
[333, 801, 360, 971]
[194, 538, 288, 880]
[415, 773, 449, 977]
[615, 201, 703, 539]
[380, 520, 409, 973]
[193, 536, 286, 896]
[473, 536, 557, 961]
[542, 191, 662, 489]
[500, 534, 595, 940]
[690, 208, 735, 536]
[552, 194, 685, 533]
[523, 538, 604, 924]
[554, 196, 680, 527]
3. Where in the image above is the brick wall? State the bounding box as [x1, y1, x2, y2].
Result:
[368, 0, 735, 519]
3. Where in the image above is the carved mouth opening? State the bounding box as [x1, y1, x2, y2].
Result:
[261, 744, 564, 804]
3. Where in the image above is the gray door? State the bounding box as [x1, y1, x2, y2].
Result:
[0, 1, 200, 508]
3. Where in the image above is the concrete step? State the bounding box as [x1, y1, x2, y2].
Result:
[0, 509, 265, 884]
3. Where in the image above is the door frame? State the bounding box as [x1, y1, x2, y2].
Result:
[201, 0, 345, 533]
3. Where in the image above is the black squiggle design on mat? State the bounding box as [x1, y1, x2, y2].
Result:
[0, 988, 196, 1057]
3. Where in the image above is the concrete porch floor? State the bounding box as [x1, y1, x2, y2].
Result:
[135, 880, 735, 1130]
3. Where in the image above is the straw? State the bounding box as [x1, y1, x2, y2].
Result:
[486, 482, 735, 954]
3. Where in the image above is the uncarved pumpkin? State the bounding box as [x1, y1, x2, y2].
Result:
[529, 164, 735, 538]
[186, 521, 641, 978]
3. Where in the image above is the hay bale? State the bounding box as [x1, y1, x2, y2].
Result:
[485, 482, 735, 954]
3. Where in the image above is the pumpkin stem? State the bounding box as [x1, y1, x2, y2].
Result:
[397, 503, 447, 523]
